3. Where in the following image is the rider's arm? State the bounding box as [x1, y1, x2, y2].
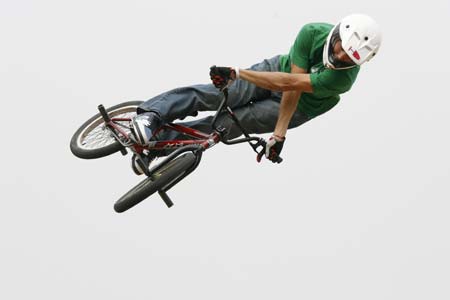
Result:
[273, 90, 302, 138]
[238, 67, 313, 92]
[272, 64, 307, 138]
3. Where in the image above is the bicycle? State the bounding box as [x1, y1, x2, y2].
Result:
[70, 87, 282, 213]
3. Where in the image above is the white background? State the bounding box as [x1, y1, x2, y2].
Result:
[1, 0, 450, 299]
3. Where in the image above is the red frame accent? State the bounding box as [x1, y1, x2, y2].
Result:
[108, 117, 221, 153]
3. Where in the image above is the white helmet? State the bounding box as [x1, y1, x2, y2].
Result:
[323, 14, 382, 70]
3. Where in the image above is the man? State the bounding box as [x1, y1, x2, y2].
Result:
[130, 14, 382, 175]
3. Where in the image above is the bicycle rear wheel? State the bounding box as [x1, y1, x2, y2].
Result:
[70, 101, 142, 159]
[114, 152, 197, 213]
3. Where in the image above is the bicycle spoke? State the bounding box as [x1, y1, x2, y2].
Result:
[78, 108, 136, 150]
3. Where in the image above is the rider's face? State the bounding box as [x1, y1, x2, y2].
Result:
[332, 40, 354, 65]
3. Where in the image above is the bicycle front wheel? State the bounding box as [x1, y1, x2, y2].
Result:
[114, 152, 197, 213]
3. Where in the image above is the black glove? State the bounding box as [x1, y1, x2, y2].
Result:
[265, 135, 285, 163]
[209, 66, 236, 89]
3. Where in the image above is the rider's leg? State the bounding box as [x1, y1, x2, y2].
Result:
[155, 98, 311, 141]
[137, 55, 281, 123]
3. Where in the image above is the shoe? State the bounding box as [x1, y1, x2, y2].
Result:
[131, 153, 155, 175]
[130, 112, 161, 145]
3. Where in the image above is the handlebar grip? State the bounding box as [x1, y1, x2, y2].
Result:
[98, 104, 111, 122]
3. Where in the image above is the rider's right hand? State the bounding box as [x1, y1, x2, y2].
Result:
[263, 135, 285, 163]
[209, 66, 237, 89]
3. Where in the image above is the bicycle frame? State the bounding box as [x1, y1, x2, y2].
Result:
[104, 115, 222, 154]
[100, 88, 269, 157]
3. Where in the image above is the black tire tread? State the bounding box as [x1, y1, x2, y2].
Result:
[114, 152, 197, 213]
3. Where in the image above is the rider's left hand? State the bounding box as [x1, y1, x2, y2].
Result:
[264, 135, 285, 163]
[209, 66, 237, 89]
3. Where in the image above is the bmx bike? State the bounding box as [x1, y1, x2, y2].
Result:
[70, 87, 282, 213]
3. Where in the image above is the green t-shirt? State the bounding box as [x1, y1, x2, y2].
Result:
[279, 23, 360, 118]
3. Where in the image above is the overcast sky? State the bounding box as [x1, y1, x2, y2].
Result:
[1, 1, 450, 299]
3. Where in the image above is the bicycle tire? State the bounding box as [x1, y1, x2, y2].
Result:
[70, 101, 143, 159]
[114, 152, 197, 213]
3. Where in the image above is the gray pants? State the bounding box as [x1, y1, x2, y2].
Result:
[138, 56, 310, 140]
